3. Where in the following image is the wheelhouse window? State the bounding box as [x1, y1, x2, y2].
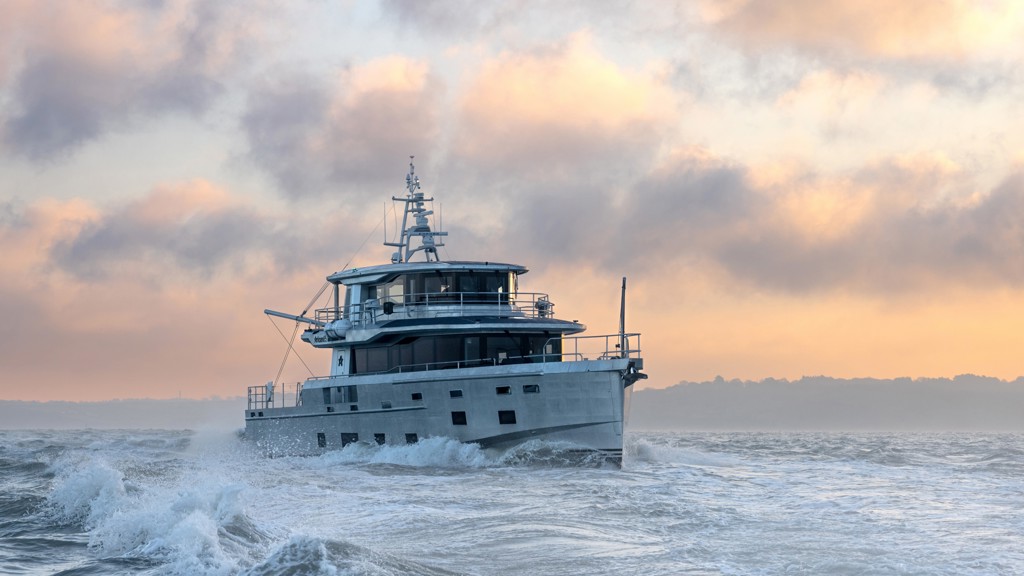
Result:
[401, 270, 513, 304]
[349, 333, 561, 374]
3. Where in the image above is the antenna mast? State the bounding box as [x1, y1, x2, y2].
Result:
[619, 277, 628, 357]
[384, 157, 447, 263]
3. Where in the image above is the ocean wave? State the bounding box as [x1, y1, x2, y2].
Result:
[312, 436, 493, 469]
[306, 436, 615, 470]
[47, 459, 127, 529]
[240, 535, 462, 576]
[42, 447, 276, 575]
[8, 429, 1023, 575]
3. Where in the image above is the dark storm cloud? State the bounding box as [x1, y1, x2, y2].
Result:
[674, 166, 1024, 294]
[46, 185, 355, 281]
[241, 63, 441, 199]
[486, 152, 759, 276]
[379, 0, 494, 34]
[0, 2, 254, 161]
[54, 208, 268, 280]
[485, 146, 1024, 295]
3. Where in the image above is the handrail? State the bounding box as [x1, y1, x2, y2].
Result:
[305, 332, 640, 379]
[314, 291, 556, 325]
[554, 332, 642, 362]
[250, 332, 641, 409]
[246, 381, 303, 410]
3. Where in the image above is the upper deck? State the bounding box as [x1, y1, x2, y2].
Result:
[329, 260, 526, 285]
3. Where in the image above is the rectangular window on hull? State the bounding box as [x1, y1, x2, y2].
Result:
[405, 433, 419, 444]
[496, 386, 511, 395]
[374, 433, 385, 445]
[317, 433, 326, 448]
[452, 411, 467, 425]
[498, 410, 517, 425]
[336, 385, 359, 403]
[411, 392, 422, 401]
[340, 433, 358, 447]
[523, 384, 540, 394]
[450, 389, 463, 398]
[381, 401, 392, 409]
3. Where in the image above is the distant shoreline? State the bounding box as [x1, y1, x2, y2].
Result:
[630, 374, 1024, 431]
[0, 397, 245, 430]
[3, 375, 1023, 431]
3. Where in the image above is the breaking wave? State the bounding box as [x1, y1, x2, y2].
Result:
[6, 429, 1023, 575]
[240, 535, 461, 576]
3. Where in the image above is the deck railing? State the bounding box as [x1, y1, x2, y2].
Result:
[554, 333, 642, 362]
[247, 381, 303, 410]
[314, 291, 555, 326]
[249, 332, 641, 410]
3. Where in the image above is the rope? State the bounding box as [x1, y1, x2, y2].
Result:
[270, 204, 395, 385]
[269, 315, 316, 380]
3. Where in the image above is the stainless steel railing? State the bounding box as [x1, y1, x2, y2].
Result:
[314, 291, 556, 325]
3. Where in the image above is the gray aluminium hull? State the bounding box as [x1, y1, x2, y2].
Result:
[244, 358, 631, 462]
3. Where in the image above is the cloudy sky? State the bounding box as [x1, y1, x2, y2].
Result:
[2, 1, 1023, 401]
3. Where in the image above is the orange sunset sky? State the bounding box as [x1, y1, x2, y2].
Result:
[2, 1, 1023, 401]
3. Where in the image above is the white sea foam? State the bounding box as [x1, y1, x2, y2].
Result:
[240, 535, 460, 576]
[314, 436, 493, 468]
[11, 430, 1024, 575]
[308, 436, 608, 469]
[44, 435, 274, 575]
[47, 458, 128, 529]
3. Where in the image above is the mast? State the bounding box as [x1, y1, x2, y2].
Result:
[384, 157, 448, 263]
[619, 277, 628, 357]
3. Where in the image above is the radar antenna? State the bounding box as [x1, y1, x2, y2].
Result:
[384, 157, 447, 262]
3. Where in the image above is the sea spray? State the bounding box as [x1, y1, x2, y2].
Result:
[5, 429, 1023, 575]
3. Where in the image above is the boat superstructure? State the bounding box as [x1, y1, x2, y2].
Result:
[245, 159, 645, 464]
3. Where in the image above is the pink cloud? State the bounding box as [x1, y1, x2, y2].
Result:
[453, 33, 678, 175]
[0, 185, 344, 401]
[704, 0, 1024, 60]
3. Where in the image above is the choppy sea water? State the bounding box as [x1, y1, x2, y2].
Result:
[1, 430, 1022, 575]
